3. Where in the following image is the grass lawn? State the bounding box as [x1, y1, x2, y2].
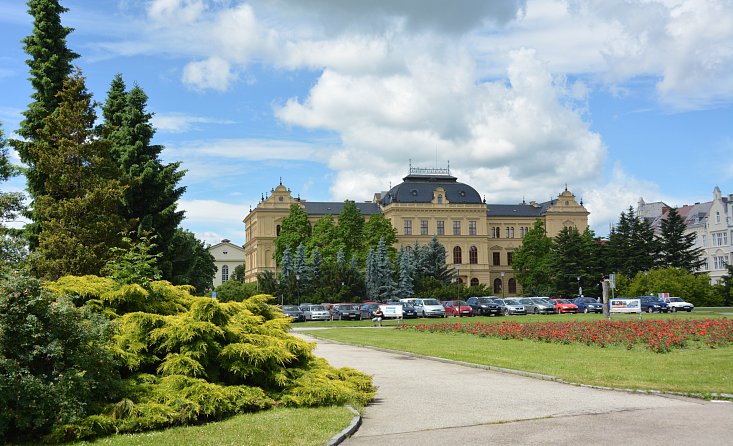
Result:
[70, 406, 354, 446]
[306, 321, 733, 396]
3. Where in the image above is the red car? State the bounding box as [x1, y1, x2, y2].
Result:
[442, 300, 474, 317]
[549, 298, 578, 314]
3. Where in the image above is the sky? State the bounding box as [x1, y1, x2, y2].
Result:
[1, 0, 732, 247]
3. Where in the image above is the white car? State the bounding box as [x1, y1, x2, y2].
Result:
[665, 297, 694, 312]
[302, 305, 331, 321]
[413, 298, 446, 318]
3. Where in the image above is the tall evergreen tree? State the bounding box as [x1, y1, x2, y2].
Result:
[396, 247, 415, 299]
[548, 226, 584, 296]
[658, 207, 704, 271]
[165, 228, 216, 294]
[11, 0, 79, 248]
[607, 207, 658, 277]
[418, 236, 451, 281]
[0, 124, 27, 268]
[98, 75, 186, 280]
[29, 71, 127, 279]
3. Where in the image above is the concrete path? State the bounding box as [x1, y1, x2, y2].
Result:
[296, 332, 733, 446]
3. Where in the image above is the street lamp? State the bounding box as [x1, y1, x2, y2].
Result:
[577, 276, 582, 297]
[296, 274, 300, 306]
[501, 271, 505, 299]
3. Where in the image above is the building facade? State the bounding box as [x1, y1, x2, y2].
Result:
[243, 168, 589, 296]
[638, 186, 732, 284]
[208, 239, 246, 287]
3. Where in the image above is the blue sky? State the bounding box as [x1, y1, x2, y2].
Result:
[1, 0, 732, 246]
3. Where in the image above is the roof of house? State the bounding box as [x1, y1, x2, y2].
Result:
[381, 173, 483, 205]
[302, 201, 382, 216]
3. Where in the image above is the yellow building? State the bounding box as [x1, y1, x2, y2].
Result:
[243, 168, 588, 296]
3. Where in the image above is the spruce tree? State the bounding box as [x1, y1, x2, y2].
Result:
[11, 0, 79, 248]
[658, 207, 704, 271]
[98, 75, 186, 280]
[396, 247, 415, 299]
[548, 226, 584, 296]
[29, 70, 127, 279]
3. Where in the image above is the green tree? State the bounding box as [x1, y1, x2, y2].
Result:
[307, 215, 341, 263]
[10, 0, 79, 249]
[231, 264, 246, 283]
[626, 267, 720, 307]
[213, 280, 258, 302]
[363, 213, 397, 257]
[658, 207, 704, 271]
[512, 220, 552, 295]
[29, 71, 127, 280]
[98, 75, 186, 280]
[102, 234, 162, 288]
[0, 124, 27, 269]
[274, 204, 311, 264]
[166, 228, 216, 294]
[396, 247, 415, 299]
[606, 207, 658, 277]
[336, 201, 364, 263]
[548, 226, 584, 296]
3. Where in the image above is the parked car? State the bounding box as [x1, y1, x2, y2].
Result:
[466, 296, 503, 316]
[572, 296, 603, 314]
[302, 304, 331, 321]
[665, 297, 694, 312]
[443, 300, 474, 317]
[331, 303, 361, 320]
[387, 302, 419, 319]
[359, 303, 381, 320]
[493, 298, 527, 316]
[281, 305, 305, 322]
[413, 298, 446, 318]
[636, 296, 669, 313]
[519, 297, 556, 314]
[549, 298, 578, 314]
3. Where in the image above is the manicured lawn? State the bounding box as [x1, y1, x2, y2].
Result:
[70, 406, 354, 446]
[307, 324, 733, 396]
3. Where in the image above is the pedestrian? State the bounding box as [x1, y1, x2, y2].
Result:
[372, 307, 384, 327]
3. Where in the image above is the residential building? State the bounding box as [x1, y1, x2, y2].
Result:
[208, 239, 246, 287]
[243, 167, 589, 296]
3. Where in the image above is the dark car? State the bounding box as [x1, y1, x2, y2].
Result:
[331, 304, 361, 320]
[386, 302, 418, 319]
[572, 296, 604, 314]
[281, 305, 305, 322]
[359, 303, 381, 319]
[466, 296, 502, 316]
[637, 296, 669, 313]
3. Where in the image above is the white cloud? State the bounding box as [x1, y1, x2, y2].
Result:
[182, 57, 236, 91]
[152, 113, 235, 133]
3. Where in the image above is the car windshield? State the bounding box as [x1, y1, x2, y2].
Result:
[669, 297, 683, 302]
[282, 306, 300, 311]
[504, 299, 521, 305]
[531, 298, 549, 304]
[493, 299, 505, 305]
[519, 299, 533, 304]
[556, 299, 571, 304]
[477, 298, 493, 303]
[336, 305, 358, 310]
[422, 299, 440, 305]
[311, 305, 326, 311]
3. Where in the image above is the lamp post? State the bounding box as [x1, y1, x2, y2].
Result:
[296, 274, 300, 306]
[644, 271, 649, 295]
[501, 272, 505, 299]
[577, 276, 582, 297]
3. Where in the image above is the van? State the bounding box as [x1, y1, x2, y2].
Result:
[413, 298, 446, 318]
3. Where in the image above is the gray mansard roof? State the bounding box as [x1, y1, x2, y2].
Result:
[302, 201, 382, 216]
[382, 173, 482, 205]
[486, 200, 555, 217]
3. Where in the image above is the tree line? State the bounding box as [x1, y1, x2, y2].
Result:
[0, 0, 215, 292]
[512, 207, 731, 306]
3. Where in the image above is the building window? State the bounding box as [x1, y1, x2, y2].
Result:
[438, 194, 443, 204]
[221, 265, 229, 282]
[453, 221, 461, 235]
[519, 226, 529, 237]
[507, 252, 513, 266]
[712, 232, 728, 247]
[470, 278, 479, 286]
[713, 256, 728, 270]
[420, 220, 429, 235]
[276, 225, 281, 236]
[508, 278, 516, 294]
[492, 252, 500, 266]
[493, 278, 502, 294]
[716, 211, 721, 223]
[702, 235, 707, 247]
[453, 246, 462, 264]
[492, 226, 500, 238]
[505, 227, 514, 238]
[437, 220, 445, 235]
[701, 258, 709, 271]
[468, 221, 477, 235]
[469, 246, 478, 264]
[404, 219, 412, 235]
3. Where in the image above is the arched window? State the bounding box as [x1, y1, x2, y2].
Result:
[438, 194, 443, 204]
[493, 278, 502, 294]
[221, 265, 229, 282]
[469, 246, 478, 264]
[453, 246, 462, 264]
[470, 278, 479, 286]
[508, 278, 516, 294]
[276, 225, 281, 236]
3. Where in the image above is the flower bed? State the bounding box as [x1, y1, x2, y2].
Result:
[398, 319, 733, 353]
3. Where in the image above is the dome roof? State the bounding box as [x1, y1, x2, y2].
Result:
[382, 173, 482, 205]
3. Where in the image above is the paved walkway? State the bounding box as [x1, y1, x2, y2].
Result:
[296, 332, 733, 446]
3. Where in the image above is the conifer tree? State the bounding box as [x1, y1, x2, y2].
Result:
[512, 220, 552, 296]
[275, 204, 311, 263]
[548, 226, 584, 296]
[11, 0, 79, 248]
[0, 124, 27, 268]
[98, 75, 186, 280]
[396, 247, 414, 299]
[29, 70, 127, 279]
[658, 207, 703, 271]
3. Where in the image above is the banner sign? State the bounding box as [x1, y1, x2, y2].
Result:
[609, 298, 640, 313]
[380, 304, 403, 318]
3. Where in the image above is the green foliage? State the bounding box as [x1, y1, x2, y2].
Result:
[103, 234, 162, 287]
[280, 358, 375, 408]
[606, 207, 658, 277]
[166, 228, 216, 294]
[624, 268, 722, 306]
[512, 220, 552, 295]
[275, 204, 311, 264]
[232, 264, 246, 282]
[658, 207, 704, 271]
[0, 123, 28, 270]
[0, 272, 120, 443]
[214, 279, 259, 302]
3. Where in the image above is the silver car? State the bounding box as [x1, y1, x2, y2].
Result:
[519, 298, 556, 314]
[493, 298, 527, 316]
[302, 305, 331, 321]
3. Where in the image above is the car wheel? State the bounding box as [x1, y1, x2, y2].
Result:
[503, 308, 510, 316]
[583, 307, 589, 314]
[671, 307, 677, 313]
[647, 307, 653, 313]
[533, 308, 539, 314]
[687, 309, 692, 312]
[422, 311, 426, 318]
